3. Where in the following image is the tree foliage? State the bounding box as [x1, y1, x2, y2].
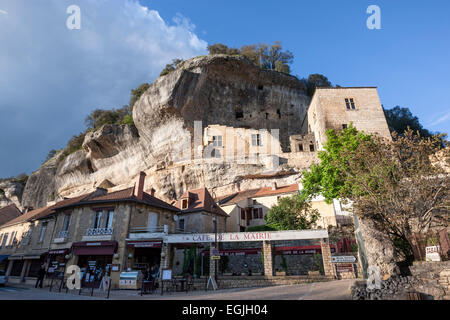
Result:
[301, 124, 449, 260]
[84, 105, 132, 130]
[302, 74, 332, 97]
[207, 41, 293, 74]
[265, 193, 320, 230]
[129, 83, 150, 109]
[159, 59, 184, 77]
[383, 106, 433, 138]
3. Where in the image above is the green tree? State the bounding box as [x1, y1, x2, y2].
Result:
[159, 58, 184, 77]
[303, 74, 332, 97]
[383, 106, 433, 138]
[301, 124, 449, 261]
[129, 83, 150, 109]
[207, 43, 239, 55]
[84, 105, 131, 130]
[265, 193, 320, 230]
[301, 124, 372, 203]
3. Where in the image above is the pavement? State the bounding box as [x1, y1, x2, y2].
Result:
[0, 279, 356, 300]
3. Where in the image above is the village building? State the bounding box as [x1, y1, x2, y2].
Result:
[217, 183, 350, 232]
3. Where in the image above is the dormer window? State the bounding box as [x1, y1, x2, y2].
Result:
[345, 98, 356, 110]
[182, 199, 189, 209]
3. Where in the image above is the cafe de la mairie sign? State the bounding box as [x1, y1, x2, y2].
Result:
[164, 229, 328, 243]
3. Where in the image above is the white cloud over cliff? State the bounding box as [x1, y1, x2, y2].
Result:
[0, 0, 207, 177]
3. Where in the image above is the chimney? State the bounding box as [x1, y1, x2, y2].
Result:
[271, 181, 277, 190]
[136, 171, 146, 200]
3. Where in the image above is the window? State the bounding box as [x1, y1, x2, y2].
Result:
[253, 208, 262, 219]
[265, 113, 269, 119]
[10, 231, 17, 247]
[62, 214, 71, 232]
[92, 211, 102, 229]
[240, 208, 245, 220]
[179, 219, 185, 231]
[251, 134, 261, 146]
[277, 109, 281, 118]
[342, 124, 348, 129]
[211, 148, 221, 158]
[258, 85, 263, 90]
[182, 199, 189, 209]
[39, 222, 47, 243]
[298, 144, 303, 152]
[345, 98, 356, 110]
[212, 135, 222, 147]
[1, 233, 8, 247]
[104, 210, 114, 229]
[0, 234, 3, 248]
[235, 111, 243, 119]
[309, 144, 315, 152]
[147, 212, 158, 231]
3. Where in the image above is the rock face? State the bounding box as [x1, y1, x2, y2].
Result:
[133, 54, 310, 155]
[351, 261, 450, 300]
[0, 179, 25, 209]
[18, 56, 312, 209]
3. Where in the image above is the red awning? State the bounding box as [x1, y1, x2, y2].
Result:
[72, 241, 118, 256]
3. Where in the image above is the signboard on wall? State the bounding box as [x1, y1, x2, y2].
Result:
[165, 229, 328, 243]
[425, 246, 441, 262]
[332, 256, 356, 263]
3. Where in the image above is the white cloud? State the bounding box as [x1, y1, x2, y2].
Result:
[0, 0, 208, 177]
[0, 10, 7, 15]
[426, 110, 450, 127]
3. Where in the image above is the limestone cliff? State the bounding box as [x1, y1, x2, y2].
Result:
[19, 55, 315, 209]
[0, 179, 25, 209]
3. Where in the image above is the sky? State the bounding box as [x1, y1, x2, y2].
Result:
[0, 0, 449, 178]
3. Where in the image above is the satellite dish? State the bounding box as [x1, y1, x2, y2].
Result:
[174, 215, 179, 222]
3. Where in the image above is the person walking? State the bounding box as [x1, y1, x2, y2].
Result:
[35, 264, 46, 288]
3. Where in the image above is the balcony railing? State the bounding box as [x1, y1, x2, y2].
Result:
[57, 230, 69, 239]
[85, 228, 113, 236]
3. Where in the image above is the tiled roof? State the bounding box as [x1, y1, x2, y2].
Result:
[1, 193, 93, 228]
[174, 188, 228, 217]
[0, 204, 22, 227]
[54, 187, 179, 212]
[217, 183, 299, 206]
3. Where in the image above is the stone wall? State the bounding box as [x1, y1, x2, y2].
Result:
[351, 261, 450, 300]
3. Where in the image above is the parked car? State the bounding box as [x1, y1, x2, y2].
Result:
[0, 270, 7, 286]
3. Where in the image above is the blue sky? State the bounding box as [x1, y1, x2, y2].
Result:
[0, 0, 449, 178]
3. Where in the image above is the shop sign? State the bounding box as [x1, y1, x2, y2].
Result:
[127, 241, 162, 248]
[425, 246, 441, 262]
[165, 229, 328, 243]
[336, 263, 354, 273]
[211, 256, 221, 260]
[332, 256, 356, 263]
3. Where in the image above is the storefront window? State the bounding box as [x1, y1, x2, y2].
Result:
[10, 260, 24, 277]
[27, 259, 42, 278]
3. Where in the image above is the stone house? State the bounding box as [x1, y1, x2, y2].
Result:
[218, 182, 348, 232]
[306, 87, 392, 150]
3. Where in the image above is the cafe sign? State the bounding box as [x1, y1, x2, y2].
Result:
[165, 229, 328, 243]
[425, 246, 441, 262]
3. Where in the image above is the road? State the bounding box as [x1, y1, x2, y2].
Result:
[0, 279, 355, 300]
